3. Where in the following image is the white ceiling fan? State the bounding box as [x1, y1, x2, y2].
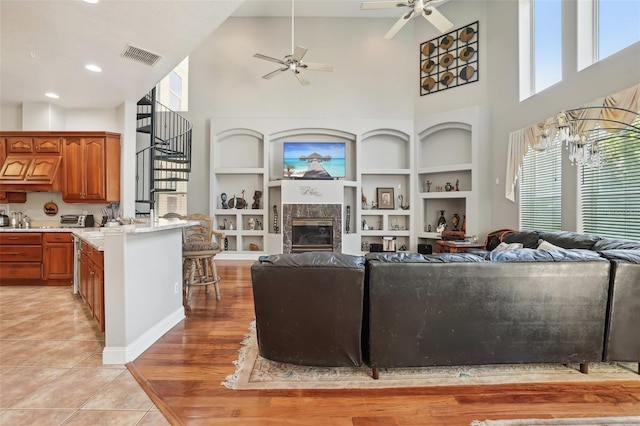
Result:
[253, 0, 333, 86]
[361, 0, 454, 40]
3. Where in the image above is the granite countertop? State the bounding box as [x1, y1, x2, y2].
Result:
[0, 218, 193, 252]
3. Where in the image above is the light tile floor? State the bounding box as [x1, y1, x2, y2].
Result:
[0, 285, 170, 425]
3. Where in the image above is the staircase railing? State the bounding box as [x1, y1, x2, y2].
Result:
[135, 89, 192, 212]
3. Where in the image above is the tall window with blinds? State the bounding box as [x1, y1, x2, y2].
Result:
[579, 116, 640, 239]
[520, 143, 562, 231]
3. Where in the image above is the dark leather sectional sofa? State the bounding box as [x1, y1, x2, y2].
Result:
[250, 231, 639, 379]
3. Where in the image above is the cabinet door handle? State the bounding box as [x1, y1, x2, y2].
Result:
[8, 237, 19, 240]
[8, 252, 23, 255]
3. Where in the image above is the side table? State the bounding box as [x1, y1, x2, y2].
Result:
[435, 240, 485, 253]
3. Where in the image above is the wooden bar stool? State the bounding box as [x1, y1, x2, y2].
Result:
[174, 213, 225, 306]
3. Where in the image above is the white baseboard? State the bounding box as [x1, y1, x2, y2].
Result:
[102, 307, 185, 364]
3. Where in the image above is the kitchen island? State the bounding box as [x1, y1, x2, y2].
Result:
[95, 218, 194, 364]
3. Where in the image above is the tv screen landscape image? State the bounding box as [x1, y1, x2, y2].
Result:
[283, 142, 346, 179]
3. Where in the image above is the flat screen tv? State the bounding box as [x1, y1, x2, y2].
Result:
[283, 142, 346, 179]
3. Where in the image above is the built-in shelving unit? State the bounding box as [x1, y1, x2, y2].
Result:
[415, 106, 491, 250]
[358, 129, 413, 252]
[210, 128, 267, 258]
[210, 115, 486, 259]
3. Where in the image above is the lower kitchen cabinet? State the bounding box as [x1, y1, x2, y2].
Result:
[78, 240, 105, 332]
[0, 232, 74, 285]
[43, 232, 74, 283]
[0, 233, 43, 282]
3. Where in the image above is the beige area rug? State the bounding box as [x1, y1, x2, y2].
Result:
[222, 322, 639, 390]
[470, 417, 640, 426]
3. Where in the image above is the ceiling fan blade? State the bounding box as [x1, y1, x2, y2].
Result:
[384, 10, 414, 40]
[291, 46, 308, 62]
[294, 70, 311, 86]
[360, 1, 408, 10]
[262, 68, 288, 80]
[422, 6, 454, 33]
[302, 62, 334, 72]
[254, 53, 287, 66]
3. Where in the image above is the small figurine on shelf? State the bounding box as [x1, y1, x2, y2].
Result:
[361, 188, 368, 210]
[451, 213, 460, 231]
[455, 179, 460, 192]
[426, 180, 432, 192]
[252, 190, 262, 209]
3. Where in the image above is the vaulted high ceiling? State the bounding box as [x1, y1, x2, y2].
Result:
[0, 0, 418, 110]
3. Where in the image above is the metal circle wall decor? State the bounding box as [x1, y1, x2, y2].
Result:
[439, 53, 454, 68]
[459, 46, 475, 62]
[420, 21, 479, 96]
[459, 26, 476, 42]
[422, 60, 435, 74]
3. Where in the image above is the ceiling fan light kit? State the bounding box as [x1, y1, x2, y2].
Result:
[253, 0, 333, 86]
[360, 0, 454, 39]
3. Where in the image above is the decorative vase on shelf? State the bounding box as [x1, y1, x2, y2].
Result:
[445, 182, 453, 192]
[436, 210, 447, 233]
[461, 215, 466, 234]
[451, 213, 460, 231]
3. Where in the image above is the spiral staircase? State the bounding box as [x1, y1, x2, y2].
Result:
[135, 89, 192, 216]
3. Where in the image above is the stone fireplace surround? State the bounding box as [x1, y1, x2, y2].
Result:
[282, 204, 342, 254]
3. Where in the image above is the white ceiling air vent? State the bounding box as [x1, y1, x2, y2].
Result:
[121, 44, 161, 66]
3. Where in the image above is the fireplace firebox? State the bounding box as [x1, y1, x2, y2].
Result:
[291, 218, 333, 253]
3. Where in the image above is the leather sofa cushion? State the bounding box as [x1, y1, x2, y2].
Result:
[597, 249, 640, 264]
[366, 252, 486, 263]
[502, 230, 540, 248]
[258, 252, 366, 268]
[538, 231, 602, 250]
[592, 238, 640, 251]
[489, 248, 606, 262]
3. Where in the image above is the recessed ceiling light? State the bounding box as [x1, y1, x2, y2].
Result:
[83, 0, 100, 4]
[45, 92, 60, 99]
[85, 64, 102, 73]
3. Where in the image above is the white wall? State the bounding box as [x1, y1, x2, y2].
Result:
[185, 16, 416, 213]
[484, 0, 640, 230]
[5, 1, 639, 229]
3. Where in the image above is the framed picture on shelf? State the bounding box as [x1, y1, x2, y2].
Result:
[377, 187, 395, 209]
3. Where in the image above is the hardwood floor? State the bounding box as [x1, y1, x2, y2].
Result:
[129, 260, 640, 426]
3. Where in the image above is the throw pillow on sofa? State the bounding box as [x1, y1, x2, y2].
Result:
[537, 239, 564, 251]
[493, 242, 524, 251]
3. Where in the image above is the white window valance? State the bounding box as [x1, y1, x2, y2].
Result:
[505, 83, 640, 202]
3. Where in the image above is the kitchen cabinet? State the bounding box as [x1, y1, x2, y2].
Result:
[0, 138, 26, 202]
[0, 233, 43, 281]
[0, 231, 74, 285]
[78, 240, 105, 331]
[0, 131, 120, 201]
[0, 191, 27, 203]
[0, 155, 61, 182]
[62, 134, 120, 203]
[6, 136, 62, 153]
[43, 232, 74, 282]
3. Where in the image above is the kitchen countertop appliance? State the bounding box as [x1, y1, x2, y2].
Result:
[60, 214, 95, 228]
[0, 210, 9, 227]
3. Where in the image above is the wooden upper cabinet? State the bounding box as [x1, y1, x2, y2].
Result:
[0, 156, 61, 183]
[0, 131, 120, 201]
[6, 137, 34, 153]
[62, 134, 120, 203]
[34, 137, 62, 153]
